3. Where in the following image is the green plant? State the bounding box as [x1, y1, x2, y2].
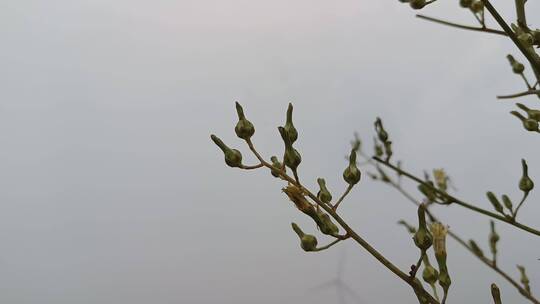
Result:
[211, 1, 540, 303]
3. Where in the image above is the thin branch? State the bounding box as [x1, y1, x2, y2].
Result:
[332, 184, 353, 211]
[244, 139, 440, 304]
[312, 238, 344, 252]
[239, 163, 264, 170]
[497, 90, 540, 99]
[416, 14, 507, 37]
[360, 154, 540, 304]
[513, 192, 529, 220]
[373, 156, 540, 237]
[482, 0, 540, 75]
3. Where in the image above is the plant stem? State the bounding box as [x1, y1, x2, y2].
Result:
[245, 139, 440, 304]
[361, 154, 540, 304]
[373, 156, 540, 237]
[333, 184, 353, 211]
[497, 90, 540, 99]
[416, 15, 507, 36]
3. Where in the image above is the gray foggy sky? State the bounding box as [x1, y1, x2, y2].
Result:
[1, 0, 540, 303]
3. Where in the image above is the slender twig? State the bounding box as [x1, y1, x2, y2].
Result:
[497, 90, 540, 99]
[332, 184, 353, 211]
[513, 192, 529, 220]
[482, 0, 540, 75]
[239, 163, 264, 170]
[416, 15, 507, 37]
[521, 73, 532, 90]
[244, 139, 440, 304]
[410, 252, 424, 279]
[373, 157, 540, 237]
[312, 238, 344, 252]
[360, 155, 540, 304]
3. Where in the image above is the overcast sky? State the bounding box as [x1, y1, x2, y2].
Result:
[1, 0, 540, 303]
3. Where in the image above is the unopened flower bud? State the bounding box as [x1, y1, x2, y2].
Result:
[316, 210, 339, 236]
[470, 0, 483, 13]
[486, 191, 504, 214]
[375, 143, 384, 157]
[278, 126, 302, 170]
[489, 221, 499, 258]
[409, 0, 426, 9]
[507, 55, 525, 74]
[374, 117, 389, 142]
[491, 283, 502, 304]
[519, 159, 534, 193]
[517, 265, 531, 294]
[270, 156, 283, 178]
[283, 103, 298, 144]
[384, 141, 393, 160]
[511, 109, 540, 131]
[501, 194, 513, 211]
[459, 0, 472, 8]
[291, 223, 318, 252]
[516, 103, 540, 121]
[343, 149, 361, 185]
[317, 178, 333, 204]
[234, 102, 255, 140]
[422, 264, 439, 285]
[210, 134, 243, 168]
[414, 204, 433, 251]
[468, 240, 484, 258]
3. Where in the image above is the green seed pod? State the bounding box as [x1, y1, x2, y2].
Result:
[283, 103, 298, 144]
[374, 117, 389, 142]
[519, 159, 534, 193]
[422, 264, 439, 285]
[470, 0, 483, 13]
[507, 55, 525, 74]
[210, 134, 243, 168]
[409, 0, 426, 9]
[317, 178, 332, 204]
[316, 210, 339, 235]
[518, 33, 534, 47]
[516, 103, 540, 121]
[278, 126, 301, 170]
[270, 156, 283, 178]
[234, 102, 255, 140]
[291, 223, 318, 252]
[343, 149, 361, 185]
[501, 194, 513, 211]
[413, 204, 433, 251]
[486, 191, 504, 214]
[489, 220, 499, 258]
[468, 240, 484, 258]
[491, 283, 502, 304]
[517, 265, 531, 294]
[459, 0, 472, 8]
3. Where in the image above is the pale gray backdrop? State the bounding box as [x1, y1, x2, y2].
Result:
[1, 0, 539, 303]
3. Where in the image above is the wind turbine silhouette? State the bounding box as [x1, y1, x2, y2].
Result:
[308, 246, 364, 304]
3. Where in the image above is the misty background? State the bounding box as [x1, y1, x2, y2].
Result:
[1, 0, 540, 303]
